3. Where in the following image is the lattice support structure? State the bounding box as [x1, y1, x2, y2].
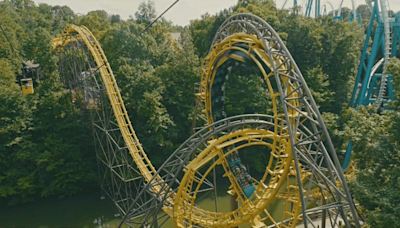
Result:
[54, 27, 146, 220]
[122, 13, 360, 228]
[350, 0, 399, 108]
[344, 0, 400, 169]
[92, 92, 145, 216]
[305, 0, 321, 17]
[53, 14, 360, 228]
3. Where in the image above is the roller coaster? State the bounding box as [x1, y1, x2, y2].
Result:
[343, 0, 400, 169]
[285, 0, 360, 22]
[51, 11, 370, 228]
[279, 0, 400, 171]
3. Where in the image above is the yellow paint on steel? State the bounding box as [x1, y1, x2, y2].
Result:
[52, 24, 168, 199]
[51, 36, 82, 51]
[344, 161, 356, 180]
[173, 129, 293, 227]
[200, 34, 300, 129]
[196, 33, 306, 227]
[21, 78, 34, 94]
[53, 25, 282, 228]
[52, 26, 312, 228]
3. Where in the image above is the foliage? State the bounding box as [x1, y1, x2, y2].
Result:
[224, 73, 272, 117]
[77, 12, 110, 38]
[303, 67, 334, 109]
[0, 59, 34, 205]
[189, 0, 279, 59]
[387, 57, 400, 109]
[277, 13, 363, 114]
[344, 58, 400, 227]
[117, 63, 175, 166]
[189, 13, 218, 58]
[357, 4, 372, 24]
[154, 30, 200, 141]
[134, 0, 157, 25]
[345, 106, 400, 227]
[0, 0, 382, 215]
[0, 0, 97, 205]
[31, 74, 97, 198]
[0, 2, 24, 72]
[319, 18, 363, 113]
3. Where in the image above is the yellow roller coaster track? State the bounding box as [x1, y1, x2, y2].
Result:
[52, 24, 167, 195]
[191, 13, 358, 228]
[53, 24, 301, 228]
[53, 25, 280, 228]
[53, 18, 359, 228]
[193, 32, 305, 228]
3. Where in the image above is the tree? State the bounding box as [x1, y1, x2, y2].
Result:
[117, 63, 175, 166]
[88, 10, 108, 22]
[78, 12, 111, 38]
[0, 2, 24, 72]
[110, 14, 121, 24]
[318, 17, 363, 114]
[345, 106, 400, 227]
[189, 0, 279, 59]
[157, 18, 183, 32]
[31, 73, 97, 198]
[386, 58, 400, 109]
[135, 0, 157, 25]
[339, 7, 352, 20]
[189, 13, 218, 58]
[10, 0, 35, 9]
[277, 13, 324, 77]
[344, 58, 400, 227]
[0, 59, 35, 205]
[234, 0, 279, 27]
[224, 72, 272, 117]
[303, 67, 334, 110]
[357, 4, 371, 22]
[0, 1, 100, 205]
[23, 27, 57, 75]
[154, 30, 201, 148]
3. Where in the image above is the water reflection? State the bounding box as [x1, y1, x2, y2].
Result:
[94, 216, 111, 228]
[0, 189, 118, 228]
[0, 180, 288, 228]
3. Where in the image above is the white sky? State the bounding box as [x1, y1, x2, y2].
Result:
[33, 0, 400, 26]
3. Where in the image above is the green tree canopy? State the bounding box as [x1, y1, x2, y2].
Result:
[345, 58, 400, 227]
[135, 0, 157, 25]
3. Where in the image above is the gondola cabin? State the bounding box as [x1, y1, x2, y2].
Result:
[17, 60, 42, 95]
[21, 78, 34, 94]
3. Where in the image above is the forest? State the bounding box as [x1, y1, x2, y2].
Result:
[1, 0, 400, 227]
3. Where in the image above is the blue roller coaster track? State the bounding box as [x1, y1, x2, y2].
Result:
[305, 0, 321, 17]
[343, 0, 400, 169]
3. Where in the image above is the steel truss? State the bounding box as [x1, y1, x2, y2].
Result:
[54, 27, 146, 220]
[122, 13, 360, 228]
[344, 0, 400, 169]
[350, 0, 397, 109]
[53, 14, 360, 228]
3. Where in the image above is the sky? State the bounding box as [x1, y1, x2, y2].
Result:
[34, 0, 400, 26]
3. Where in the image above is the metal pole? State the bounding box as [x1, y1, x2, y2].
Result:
[322, 190, 327, 228]
[213, 158, 218, 212]
[230, 194, 239, 228]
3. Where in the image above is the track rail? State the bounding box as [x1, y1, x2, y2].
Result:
[195, 13, 360, 228]
[376, 0, 391, 106]
[53, 24, 167, 195]
[53, 16, 360, 227]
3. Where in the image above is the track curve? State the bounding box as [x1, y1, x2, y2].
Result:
[53, 14, 360, 228]
[194, 13, 359, 228]
[376, 0, 391, 106]
[53, 24, 167, 195]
